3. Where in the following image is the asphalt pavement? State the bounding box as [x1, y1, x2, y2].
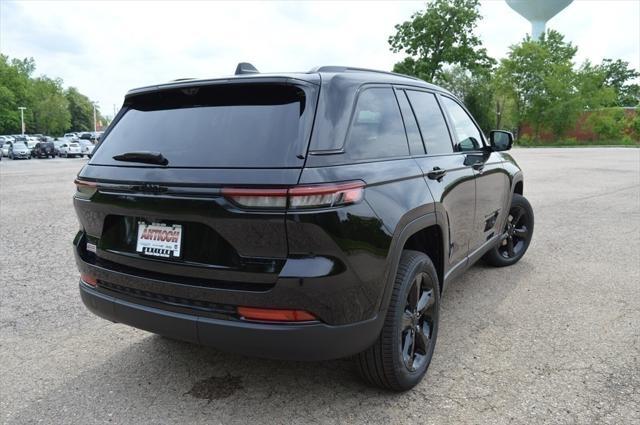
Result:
[1, 148, 639, 424]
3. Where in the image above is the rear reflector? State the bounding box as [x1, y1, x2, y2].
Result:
[80, 273, 98, 287]
[237, 306, 317, 322]
[223, 181, 364, 210]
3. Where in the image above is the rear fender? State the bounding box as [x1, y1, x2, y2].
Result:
[376, 212, 441, 314]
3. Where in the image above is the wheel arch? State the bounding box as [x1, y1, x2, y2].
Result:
[511, 172, 524, 196]
[403, 226, 444, 293]
[514, 180, 523, 196]
[377, 212, 445, 315]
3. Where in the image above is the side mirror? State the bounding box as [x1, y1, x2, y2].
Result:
[489, 130, 513, 151]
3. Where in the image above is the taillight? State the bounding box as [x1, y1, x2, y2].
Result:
[221, 188, 288, 209]
[74, 179, 97, 199]
[289, 181, 364, 209]
[222, 181, 364, 210]
[237, 306, 317, 322]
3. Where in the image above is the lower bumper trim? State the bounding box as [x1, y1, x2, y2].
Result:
[80, 283, 383, 361]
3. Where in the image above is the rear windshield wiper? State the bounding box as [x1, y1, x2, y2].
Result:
[112, 151, 168, 166]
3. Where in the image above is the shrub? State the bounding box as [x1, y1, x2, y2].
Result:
[587, 109, 626, 140]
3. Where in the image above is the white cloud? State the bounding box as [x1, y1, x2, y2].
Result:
[1, 0, 638, 118]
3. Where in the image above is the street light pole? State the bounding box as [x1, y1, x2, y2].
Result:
[92, 102, 98, 132]
[18, 107, 26, 135]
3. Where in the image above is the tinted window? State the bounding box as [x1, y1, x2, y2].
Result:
[440, 96, 483, 152]
[406, 91, 453, 155]
[346, 87, 409, 160]
[396, 90, 424, 155]
[91, 84, 314, 168]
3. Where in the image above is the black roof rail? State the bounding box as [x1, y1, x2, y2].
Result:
[171, 78, 196, 82]
[308, 66, 422, 81]
[235, 62, 259, 75]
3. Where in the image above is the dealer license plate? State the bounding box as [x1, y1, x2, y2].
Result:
[136, 222, 182, 258]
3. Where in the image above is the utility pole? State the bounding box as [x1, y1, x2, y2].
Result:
[92, 102, 99, 132]
[18, 107, 26, 134]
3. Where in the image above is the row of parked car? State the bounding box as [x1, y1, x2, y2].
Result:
[0, 132, 103, 160]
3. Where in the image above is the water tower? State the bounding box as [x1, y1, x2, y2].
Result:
[506, 0, 573, 39]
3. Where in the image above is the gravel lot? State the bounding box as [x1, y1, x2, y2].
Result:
[1, 148, 639, 425]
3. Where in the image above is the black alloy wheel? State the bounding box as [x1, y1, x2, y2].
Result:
[483, 193, 534, 267]
[499, 204, 530, 259]
[357, 250, 440, 391]
[401, 272, 437, 372]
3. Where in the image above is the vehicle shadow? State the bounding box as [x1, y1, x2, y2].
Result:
[9, 261, 528, 424]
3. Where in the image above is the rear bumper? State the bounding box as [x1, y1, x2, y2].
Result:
[80, 282, 383, 361]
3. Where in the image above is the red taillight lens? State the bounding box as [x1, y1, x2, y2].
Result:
[237, 306, 317, 322]
[80, 273, 98, 287]
[222, 181, 364, 210]
[289, 181, 364, 209]
[74, 179, 97, 199]
[221, 187, 288, 209]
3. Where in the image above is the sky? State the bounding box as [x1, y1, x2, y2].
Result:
[1, 0, 639, 118]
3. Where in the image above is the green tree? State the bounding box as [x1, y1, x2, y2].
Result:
[0, 55, 105, 135]
[576, 61, 616, 110]
[389, 0, 495, 82]
[11, 57, 36, 76]
[437, 66, 496, 133]
[598, 59, 640, 106]
[66, 87, 94, 131]
[0, 55, 32, 133]
[28, 77, 71, 135]
[497, 31, 590, 140]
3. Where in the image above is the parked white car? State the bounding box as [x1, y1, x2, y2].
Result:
[58, 142, 82, 158]
[0, 135, 14, 145]
[1, 142, 13, 157]
[25, 137, 39, 153]
[63, 133, 79, 141]
[78, 140, 95, 157]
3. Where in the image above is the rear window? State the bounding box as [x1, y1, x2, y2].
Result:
[91, 83, 315, 168]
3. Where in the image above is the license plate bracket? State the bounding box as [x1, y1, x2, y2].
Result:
[135, 222, 182, 258]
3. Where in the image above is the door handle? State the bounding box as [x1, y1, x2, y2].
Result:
[427, 166, 447, 181]
[472, 161, 484, 171]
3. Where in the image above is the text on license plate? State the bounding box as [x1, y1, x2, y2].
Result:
[136, 222, 182, 258]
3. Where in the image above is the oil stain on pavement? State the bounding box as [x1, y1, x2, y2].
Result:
[186, 374, 243, 402]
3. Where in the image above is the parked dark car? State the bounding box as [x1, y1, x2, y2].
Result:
[73, 65, 534, 391]
[31, 141, 56, 158]
[79, 132, 100, 143]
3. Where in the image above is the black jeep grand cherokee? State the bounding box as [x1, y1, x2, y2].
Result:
[74, 65, 533, 391]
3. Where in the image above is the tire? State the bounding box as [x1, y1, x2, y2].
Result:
[483, 193, 534, 267]
[356, 250, 440, 391]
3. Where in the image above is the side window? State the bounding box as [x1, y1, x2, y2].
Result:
[440, 96, 484, 152]
[406, 91, 453, 155]
[346, 87, 409, 160]
[395, 89, 425, 155]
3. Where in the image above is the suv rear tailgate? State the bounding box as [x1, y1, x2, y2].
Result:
[75, 81, 317, 288]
